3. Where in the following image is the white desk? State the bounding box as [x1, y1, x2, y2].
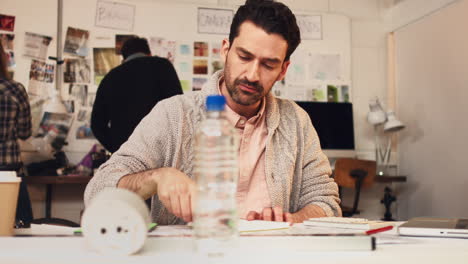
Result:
[1, 231, 468, 264]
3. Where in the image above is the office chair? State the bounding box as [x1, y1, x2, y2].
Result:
[333, 158, 376, 217]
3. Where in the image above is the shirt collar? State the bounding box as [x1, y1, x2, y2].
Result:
[123, 52, 147, 63]
[217, 76, 266, 129]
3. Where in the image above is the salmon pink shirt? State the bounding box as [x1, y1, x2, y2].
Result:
[219, 87, 272, 218]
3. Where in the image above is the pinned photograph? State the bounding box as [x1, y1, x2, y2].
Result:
[115, 34, 137, 54]
[194, 41, 208, 57]
[178, 61, 191, 74]
[87, 93, 96, 107]
[29, 96, 47, 127]
[180, 80, 190, 93]
[212, 60, 223, 73]
[75, 110, 94, 139]
[69, 84, 88, 107]
[64, 58, 91, 83]
[64, 27, 90, 57]
[211, 42, 221, 59]
[44, 63, 55, 83]
[29, 59, 54, 83]
[192, 77, 207, 91]
[76, 123, 94, 139]
[5, 51, 15, 68]
[77, 110, 88, 122]
[149, 37, 164, 56]
[0, 14, 15, 32]
[312, 85, 326, 102]
[35, 112, 73, 139]
[340, 85, 350, 102]
[164, 41, 176, 64]
[93, 48, 121, 85]
[193, 59, 208, 74]
[179, 43, 191, 56]
[23, 32, 52, 60]
[149, 37, 176, 63]
[63, 100, 75, 113]
[1, 34, 15, 68]
[0, 34, 14, 50]
[28, 77, 48, 97]
[327, 85, 338, 102]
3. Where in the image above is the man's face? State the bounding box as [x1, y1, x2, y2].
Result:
[221, 21, 290, 109]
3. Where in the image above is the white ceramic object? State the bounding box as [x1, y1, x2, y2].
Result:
[81, 188, 150, 255]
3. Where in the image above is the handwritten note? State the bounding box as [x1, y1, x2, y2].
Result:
[297, 15, 322, 40]
[95, 1, 135, 31]
[198, 8, 233, 35]
[308, 53, 342, 81]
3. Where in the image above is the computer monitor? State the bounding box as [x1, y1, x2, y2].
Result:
[295, 101, 356, 158]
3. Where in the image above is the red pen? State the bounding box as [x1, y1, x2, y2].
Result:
[365, 225, 393, 235]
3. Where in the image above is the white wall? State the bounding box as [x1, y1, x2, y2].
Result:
[383, 0, 460, 31]
[333, 0, 395, 220]
[395, 0, 468, 219]
[1, 0, 391, 223]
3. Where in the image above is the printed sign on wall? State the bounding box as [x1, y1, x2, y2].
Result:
[198, 8, 233, 35]
[95, 1, 135, 31]
[297, 15, 322, 40]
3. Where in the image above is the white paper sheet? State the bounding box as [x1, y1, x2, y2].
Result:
[14, 224, 76, 236]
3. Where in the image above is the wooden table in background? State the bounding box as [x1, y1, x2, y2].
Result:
[375, 175, 407, 183]
[24, 175, 93, 227]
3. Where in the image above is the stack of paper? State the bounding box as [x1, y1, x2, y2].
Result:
[303, 217, 394, 230]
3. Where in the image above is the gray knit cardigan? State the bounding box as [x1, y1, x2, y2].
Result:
[84, 70, 341, 224]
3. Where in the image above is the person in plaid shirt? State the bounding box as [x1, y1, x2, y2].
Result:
[0, 42, 33, 226]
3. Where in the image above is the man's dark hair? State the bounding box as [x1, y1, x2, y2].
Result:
[121, 37, 151, 59]
[229, 0, 301, 61]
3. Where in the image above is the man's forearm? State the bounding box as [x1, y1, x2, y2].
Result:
[117, 169, 159, 200]
[291, 204, 327, 223]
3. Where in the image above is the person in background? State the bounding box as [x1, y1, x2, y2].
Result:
[85, 0, 341, 224]
[0, 42, 33, 227]
[91, 37, 183, 153]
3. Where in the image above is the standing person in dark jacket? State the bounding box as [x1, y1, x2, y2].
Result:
[91, 37, 183, 153]
[0, 42, 33, 227]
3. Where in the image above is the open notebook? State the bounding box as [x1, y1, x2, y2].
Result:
[238, 220, 290, 233]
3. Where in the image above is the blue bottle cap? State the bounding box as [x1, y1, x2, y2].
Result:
[206, 95, 226, 111]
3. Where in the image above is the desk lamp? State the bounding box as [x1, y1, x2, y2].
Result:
[381, 111, 405, 174]
[367, 98, 405, 175]
[367, 97, 387, 126]
[367, 98, 387, 175]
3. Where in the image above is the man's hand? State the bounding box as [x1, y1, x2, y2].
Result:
[117, 167, 196, 223]
[246, 206, 293, 223]
[153, 168, 197, 223]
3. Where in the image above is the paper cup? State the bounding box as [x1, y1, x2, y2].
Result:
[0, 171, 21, 236]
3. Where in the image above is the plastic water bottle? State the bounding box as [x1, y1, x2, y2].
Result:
[193, 95, 239, 257]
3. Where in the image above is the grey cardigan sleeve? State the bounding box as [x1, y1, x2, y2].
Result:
[84, 98, 176, 206]
[297, 109, 342, 217]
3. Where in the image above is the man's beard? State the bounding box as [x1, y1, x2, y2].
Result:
[224, 61, 265, 106]
[226, 77, 264, 106]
